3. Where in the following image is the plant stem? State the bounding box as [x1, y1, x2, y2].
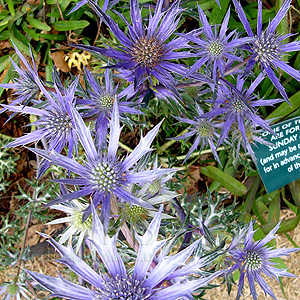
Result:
[158, 128, 190, 154]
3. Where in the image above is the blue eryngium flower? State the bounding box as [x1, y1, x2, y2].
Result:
[29, 101, 170, 231]
[27, 206, 223, 300]
[78, 68, 142, 143]
[204, 74, 283, 148]
[0, 42, 43, 107]
[70, 0, 196, 98]
[173, 104, 222, 164]
[227, 221, 299, 300]
[3, 75, 79, 178]
[186, 5, 251, 82]
[233, 0, 300, 101]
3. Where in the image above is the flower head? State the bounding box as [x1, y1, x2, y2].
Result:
[48, 193, 93, 253]
[78, 68, 142, 143]
[186, 5, 251, 82]
[0, 42, 43, 107]
[173, 103, 222, 164]
[27, 206, 223, 300]
[0, 281, 30, 300]
[3, 73, 79, 177]
[29, 101, 171, 231]
[70, 0, 200, 98]
[227, 221, 299, 300]
[233, 0, 300, 101]
[205, 74, 283, 148]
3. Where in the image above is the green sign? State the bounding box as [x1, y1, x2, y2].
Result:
[252, 116, 300, 193]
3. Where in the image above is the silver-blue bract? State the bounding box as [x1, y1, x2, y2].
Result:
[227, 221, 299, 300]
[27, 206, 223, 300]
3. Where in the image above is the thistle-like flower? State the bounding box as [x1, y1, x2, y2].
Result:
[3, 74, 79, 177]
[186, 5, 251, 82]
[227, 221, 299, 300]
[27, 206, 223, 300]
[78, 68, 142, 143]
[48, 199, 93, 253]
[204, 74, 283, 148]
[0, 281, 30, 300]
[0, 43, 43, 107]
[173, 103, 222, 164]
[29, 101, 171, 231]
[233, 0, 300, 101]
[70, 0, 198, 98]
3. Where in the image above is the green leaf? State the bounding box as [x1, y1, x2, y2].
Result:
[6, 0, 15, 17]
[52, 20, 89, 31]
[38, 33, 66, 41]
[205, 166, 247, 196]
[267, 90, 300, 121]
[27, 17, 51, 31]
[209, 0, 230, 25]
[0, 55, 12, 73]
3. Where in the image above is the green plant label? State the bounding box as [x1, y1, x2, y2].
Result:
[252, 116, 300, 193]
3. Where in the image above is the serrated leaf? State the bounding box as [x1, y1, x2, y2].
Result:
[206, 166, 247, 196]
[52, 20, 89, 31]
[27, 17, 51, 31]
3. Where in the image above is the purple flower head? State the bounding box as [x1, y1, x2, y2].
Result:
[233, 0, 300, 101]
[227, 221, 299, 300]
[27, 206, 223, 300]
[70, 0, 202, 99]
[3, 75, 79, 178]
[173, 103, 222, 165]
[78, 68, 143, 143]
[0, 42, 43, 107]
[205, 74, 283, 148]
[29, 101, 171, 231]
[186, 5, 251, 82]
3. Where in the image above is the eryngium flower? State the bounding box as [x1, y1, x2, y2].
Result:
[173, 103, 222, 164]
[78, 68, 142, 143]
[186, 5, 251, 82]
[204, 74, 283, 148]
[47, 198, 93, 253]
[227, 221, 299, 300]
[70, 0, 196, 98]
[0, 281, 30, 300]
[0, 42, 43, 107]
[27, 205, 223, 300]
[29, 102, 170, 231]
[233, 0, 300, 101]
[3, 76, 79, 177]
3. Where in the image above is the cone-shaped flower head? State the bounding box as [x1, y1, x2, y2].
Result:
[204, 74, 283, 148]
[47, 192, 93, 253]
[70, 0, 199, 98]
[186, 5, 251, 82]
[3, 72, 79, 177]
[0, 281, 30, 300]
[233, 0, 300, 101]
[173, 103, 222, 164]
[0, 42, 43, 107]
[78, 68, 142, 143]
[29, 101, 171, 231]
[27, 206, 223, 300]
[227, 221, 299, 300]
